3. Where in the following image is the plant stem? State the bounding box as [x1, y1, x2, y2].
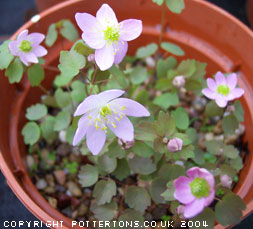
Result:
[38, 85, 49, 94]
[44, 66, 61, 73]
[89, 64, 98, 95]
[159, 2, 166, 45]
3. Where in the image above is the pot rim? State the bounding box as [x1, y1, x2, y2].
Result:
[0, 0, 252, 229]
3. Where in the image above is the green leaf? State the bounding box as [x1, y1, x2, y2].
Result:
[135, 90, 150, 105]
[191, 208, 215, 229]
[150, 178, 167, 204]
[205, 101, 224, 117]
[152, 0, 164, 6]
[153, 92, 179, 109]
[60, 20, 79, 41]
[219, 164, 237, 179]
[42, 95, 58, 108]
[165, 0, 185, 14]
[130, 66, 148, 84]
[186, 128, 198, 144]
[54, 73, 74, 87]
[222, 114, 239, 135]
[40, 116, 57, 143]
[107, 140, 126, 159]
[179, 144, 195, 160]
[90, 201, 117, 221]
[27, 64, 45, 87]
[71, 39, 94, 56]
[93, 179, 117, 205]
[215, 193, 246, 226]
[205, 140, 223, 155]
[177, 59, 196, 77]
[158, 164, 185, 180]
[112, 159, 130, 181]
[70, 80, 86, 103]
[161, 181, 176, 201]
[234, 100, 244, 122]
[78, 164, 99, 187]
[5, 58, 23, 84]
[171, 107, 189, 130]
[230, 157, 243, 171]
[119, 209, 144, 223]
[155, 111, 176, 137]
[135, 121, 157, 142]
[54, 110, 71, 131]
[55, 88, 71, 108]
[161, 42, 184, 56]
[66, 126, 75, 145]
[156, 56, 177, 79]
[22, 122, 40, 145]
[95, 70, 111, 84]
[97, 154, 117, 173]
[26, 103, 47, 121]
[125, 186, 151, 213]
[129, 156, 156, 175]
[0, 40, 14, 70]
[136, 43, 158, 58]
[45, 24, 58, 47]
[222, 144, 239, 159]
[58, 50, 86, 77]
[109, 66, 129, 89]
[153, 137, 167, 154]
[132, 141, 155, 158]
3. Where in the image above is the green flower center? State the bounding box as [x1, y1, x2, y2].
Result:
[190, 177, 210, 199]
[100, 105, 112, 117]
[217, 85, 230, 96]
[104, 26, 120, 44]
[19, 40, 33, 53]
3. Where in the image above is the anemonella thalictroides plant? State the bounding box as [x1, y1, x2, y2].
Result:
[0, 1, 247, 227]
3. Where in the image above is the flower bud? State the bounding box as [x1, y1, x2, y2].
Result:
[176, 205, 185, 217]
[87, 54, 95, 62]
[118, 138, 135, 150]
[173, 76, 185, 88]
[220, 174, 232, 188]
[167, 138, 183, 152]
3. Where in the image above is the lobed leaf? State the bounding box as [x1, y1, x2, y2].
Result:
[0, 40, 14, 70]
[22, 122, 41, 145]
[26, 103, 47, 121]
[78, 164, 99, 187]
[136, 43, 158, 58]
[161, 42, 184, 56]
[27, 64, 45, 86]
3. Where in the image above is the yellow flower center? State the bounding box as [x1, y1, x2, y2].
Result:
[190, 177, 210, 199]
[217, 85, 230, 96]
[100, 105, 112, 117]
[19, 40, 32, 53]
[104, 26, 120, 44]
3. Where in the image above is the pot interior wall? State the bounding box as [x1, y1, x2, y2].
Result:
[0, 0, 252, 228]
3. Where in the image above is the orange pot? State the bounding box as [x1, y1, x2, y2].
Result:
[0, 0, 252, 228]
[247, 0, 253, 28]
[35, 0, 69, 12]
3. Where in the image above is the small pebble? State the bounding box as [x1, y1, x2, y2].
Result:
[152, 206, 167, 220]
[44, 186, 55, 194]
[57, 193, 71, 209]
[174, 160, 184, 167]
[48, 197, 57, 208]
[235, 124, 245, 136]
[224, 135, 237, 144]
[193, 97, 207, 112]
[67, 182, 82, 197]
[56, 144, 72, 156]
[59, 130, 67, 143]
[36, 179, 47, 190]
[205, 133, 214, 141]
[145, 56, 156, 68]
[54, 170, 66, 185]
[214, 135, 224, 141]
[77, 204, 88, 216]
[45, 174, 55, 187]
[62, 207, 73, 218]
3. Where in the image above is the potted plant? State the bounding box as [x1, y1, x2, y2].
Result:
[0, 0, 252, 228]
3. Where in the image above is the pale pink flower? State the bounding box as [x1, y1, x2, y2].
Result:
[167, 138, 183, 152]
[174, 167, 215, 219]
[75, 4, 142, 71]
[8, 29, 47, 66]
[173, 76, 185, 88]
[202, 72, 244, 108]
[220, 174, 232, 188]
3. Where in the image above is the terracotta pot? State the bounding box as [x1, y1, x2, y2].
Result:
[35, 0, 69, 12]
[0, 0, 252, 228]
[247, 0, 253, 28]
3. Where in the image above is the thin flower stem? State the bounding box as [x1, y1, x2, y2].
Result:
[38, 84, 49, 94]
[66, 85, 75, 112]
[44, 66, 61, 73]
[159, 2, 166, 45]
[89, 64, 98, 95]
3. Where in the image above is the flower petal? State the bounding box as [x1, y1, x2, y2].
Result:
[33, 45, 48, 57]
[24, 52, 38, 64]
[110, 98, 150, 117]
[96, 4, 118, 26]
[19, 53, 29, 66]
[98, 89, 125, 103]
[75, 12, 105, 49]
[189, 167, 215, 188]
[86, 125, 106, 155]
[204, 190, 215, 206]
[183, 198, 205, 219]
[202, 88, 216, 100]
[74, 95, 100, 116]
[17, 30, 28, 40]
[95, 45, 114, 71]
[29, 33, 45, 45]
[113, 40, 128, 64]
[207, 78, 217, 91]
[73, 115, 90, 146]
[230, 88, 244, 99]
[174, 176, 195, 204]
[215, 71, 226, 85]
[215, 95, 228, 108]
[109, 116, 134, 141]
[119, 19, 142, 41]
[8, 40, 20, 56]
[226, 73, 237, 90]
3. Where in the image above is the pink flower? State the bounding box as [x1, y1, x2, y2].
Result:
[202, 72, 244, 108]
[8, 30, 47, 66]
[167, 138, 183, 152]
[73, 89, 150, 155]
[118, 138, 135, 150]
[220, 174, 232, 188]
[75, 4, 142, 71]
[174, 167, 215, 219]
[173, 76, 185, 88]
